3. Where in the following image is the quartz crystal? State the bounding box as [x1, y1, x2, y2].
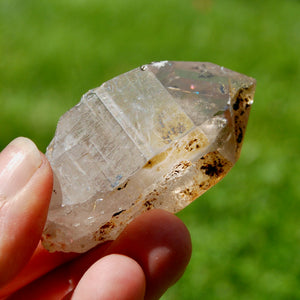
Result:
[42, 61, 256, 253]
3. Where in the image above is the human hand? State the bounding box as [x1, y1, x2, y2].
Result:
[0, 137, 192, 299]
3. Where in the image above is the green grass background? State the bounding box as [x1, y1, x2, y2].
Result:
[1, 0, 299, 298]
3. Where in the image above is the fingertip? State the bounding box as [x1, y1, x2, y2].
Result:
[72, 254, 146, 300]
[25, 152, 53, 229]
[107, 209, 192, 299]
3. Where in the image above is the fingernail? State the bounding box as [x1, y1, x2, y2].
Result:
[0, 137, 42, 199]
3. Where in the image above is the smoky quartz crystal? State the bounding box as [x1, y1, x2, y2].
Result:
[42, 61, 256, 252]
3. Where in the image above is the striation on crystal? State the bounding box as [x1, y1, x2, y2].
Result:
[42, 61, 256, 253]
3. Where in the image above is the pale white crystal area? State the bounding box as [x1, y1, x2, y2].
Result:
[42, 61, 256, 252]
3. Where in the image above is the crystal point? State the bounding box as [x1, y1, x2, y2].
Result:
[42, 61, 256, 252]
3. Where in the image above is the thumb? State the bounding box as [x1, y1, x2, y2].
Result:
[0, 137, 53, 286]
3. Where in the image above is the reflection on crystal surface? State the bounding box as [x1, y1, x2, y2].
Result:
[42, 61, 256, 252]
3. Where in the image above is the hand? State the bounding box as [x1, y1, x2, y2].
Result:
[0, 137, 192, 299]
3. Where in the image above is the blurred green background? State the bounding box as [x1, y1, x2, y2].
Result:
[1, 0, 299, 298]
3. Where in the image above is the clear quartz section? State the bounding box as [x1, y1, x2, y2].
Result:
[42, 61, 256, 253]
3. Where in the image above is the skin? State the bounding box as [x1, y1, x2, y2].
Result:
[0, 137, 192, 299]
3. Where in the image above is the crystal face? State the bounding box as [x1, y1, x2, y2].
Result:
[42, 61, 256, 253]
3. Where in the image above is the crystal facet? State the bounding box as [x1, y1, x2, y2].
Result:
[42, 61, 256, 252]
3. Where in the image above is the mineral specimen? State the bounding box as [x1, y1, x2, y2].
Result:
[42, 61, 256, 253]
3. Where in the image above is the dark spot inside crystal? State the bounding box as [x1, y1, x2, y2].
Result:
[219, 84, 225, 94]
[112, 209, 126, 217]
[233, 97, 240, 111]
[237, 128, 243, 143]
